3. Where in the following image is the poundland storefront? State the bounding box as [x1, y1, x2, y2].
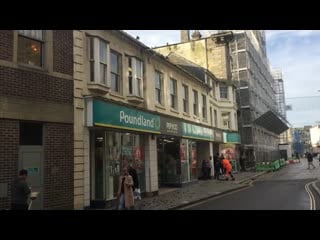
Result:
[86, 98, 160, 208]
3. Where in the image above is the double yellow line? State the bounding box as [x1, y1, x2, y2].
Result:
[305, 181, 317, 210]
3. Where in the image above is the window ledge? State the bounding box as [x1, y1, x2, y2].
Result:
[202, 118, 208, 123]
[17, 63, 47, 73]
[170, 108, 179, 114]
[155, 104, 166, 110]
[183, 112, 190, 117]
[127, 95, 144, 104]
[88, 82, 110, 94]
[109, 91, 125, 100]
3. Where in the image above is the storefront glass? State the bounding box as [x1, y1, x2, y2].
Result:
[92, 130, 145, 202]
[188, 140, 198, 181]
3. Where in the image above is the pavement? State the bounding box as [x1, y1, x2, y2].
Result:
[138, 171, 267, 210]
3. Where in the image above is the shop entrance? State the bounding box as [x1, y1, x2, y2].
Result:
[91, 130, 145, 205]
[157, 136, 180, 187]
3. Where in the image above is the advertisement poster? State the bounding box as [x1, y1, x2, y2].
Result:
[220, 144, 237, 161]
[180, 143, 187, 163]
[133, 146, 144, 170]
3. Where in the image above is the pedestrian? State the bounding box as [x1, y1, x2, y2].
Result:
[219, 153, 225, 176]
[128, 164, 141, 206]
[306, 152, 316, 169]
[117, 166, 134, 210]
[11, 169, 31, 210]
[222, 156, 235, 181]
[239, 153, 246, 172]
[213, 153, 221, 180]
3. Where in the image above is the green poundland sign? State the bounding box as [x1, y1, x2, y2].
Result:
[224, 132, 241, 143]
[93, 99, 160, 134]
[182, 122, 214, 141]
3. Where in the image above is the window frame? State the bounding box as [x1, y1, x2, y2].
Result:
[182, 84, 189, 114]
[220, 85, 229, 100]
[170, 78, 178, 110]
[193, 89, 198, 116]
[155, 70, 163, 105]
[202, 94, 207, 119]
[17, 30, 44, 68]
[127, 56, 144, 97]
[110, 49, 122, 93]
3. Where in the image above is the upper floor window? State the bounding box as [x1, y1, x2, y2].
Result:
[88, 37, 109, 85]
[202, 94, 207, 119]
[111, 50, 121, 93]
[155, 71, 163, 105]
[170, 78, 177, 110]
[182, 84, 189, 114]
[220, 85, 228, 99]
[222, 112, 231, 129]
[128, 57, 143, 97]
[214, 109, 218, 127]
[18, 30, 44, 67]
[193, 90, 198, 116]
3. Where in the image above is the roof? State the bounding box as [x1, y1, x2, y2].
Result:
[253, 110, 290, 135]
[166, 53, 207, 82]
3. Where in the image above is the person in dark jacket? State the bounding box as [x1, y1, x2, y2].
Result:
[213, 153, 221, 180]
[128, 165, 139, 191]
[219, 153, 225, 176]
[11, 169, 31, 210]
[307, 152, 316, 169]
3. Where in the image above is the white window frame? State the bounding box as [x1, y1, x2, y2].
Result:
[88, 37, 110, 85]
[170, 78, 178, 110]
[193, 90, 198, 116]
[220, 85, 228, 100]
[222, 112, 231, 129]
[182, 84, 189, 114]
[202, 94, 207, 119]
[128, 57, 143, 97]
[155, 70, 163, 105]
[110, 50, 121, 93]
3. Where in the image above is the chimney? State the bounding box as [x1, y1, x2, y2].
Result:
[191, 30, 202, 40]
[181, 30, 190, 43]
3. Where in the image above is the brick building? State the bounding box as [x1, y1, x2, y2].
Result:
[0, 30, 74, 209]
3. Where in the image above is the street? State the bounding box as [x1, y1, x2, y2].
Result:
[182, 159, 320, 210]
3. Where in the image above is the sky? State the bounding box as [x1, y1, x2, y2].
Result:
[125, 30, 320, 127]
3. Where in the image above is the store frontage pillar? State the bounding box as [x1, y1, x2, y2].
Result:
[144, 135, 158, 197]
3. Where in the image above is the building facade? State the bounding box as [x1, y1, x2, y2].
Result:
[220, 30, 287, 167]
[0, 30, 74, 210]
[73, 30, 238, 209]
[154, 30, 240, 163]
[272, 69, 288, 144]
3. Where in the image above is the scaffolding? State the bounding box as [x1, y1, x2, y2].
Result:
[223, 30, 284, 165]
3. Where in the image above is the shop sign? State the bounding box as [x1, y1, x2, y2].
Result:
[223, 132, 241, 143]
[160, 116, 182, 136]
[92, 99, 160, 134]
[182, 122, 214, 141]
[214, 129, 223, 142]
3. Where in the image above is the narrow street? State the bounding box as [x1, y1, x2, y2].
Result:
[182, 159, 320, 210]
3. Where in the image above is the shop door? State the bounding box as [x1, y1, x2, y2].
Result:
[19, 146, 44, 210]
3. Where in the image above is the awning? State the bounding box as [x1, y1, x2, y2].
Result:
[253, 110, 289, 135]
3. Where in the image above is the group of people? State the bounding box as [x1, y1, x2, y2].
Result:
[201, 153, 235, 181]
[306, 151, 320, 169]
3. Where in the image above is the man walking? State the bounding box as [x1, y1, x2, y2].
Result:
[213, 153, 221, 180]
[307, 152, 316, 169]
[11, 169, 31, 210]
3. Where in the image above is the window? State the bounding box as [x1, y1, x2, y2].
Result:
[233, 88, 236, 102]
[18, 30, 44, 67]
[111, 50, 121, 93]
[182, 85, 189, 113]
[222, 112, 231, 129]
[234, 113, 237, 129]
[155, 71, 163, 104]
[211, 79, 216, 98]
[127, 57, 143, 97]
[193, 90, 198, 116]
[170, 79, 177, 109]
[220, 85, 228, 99]
[88, 37, 108, 85]
[214, 109, 218, 127]
[99, 40, 107, 84]
[202, 94, 207, 119]
[20, 122, 43, 145]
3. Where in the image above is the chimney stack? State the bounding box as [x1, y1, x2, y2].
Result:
[181, 30, 190, 43]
